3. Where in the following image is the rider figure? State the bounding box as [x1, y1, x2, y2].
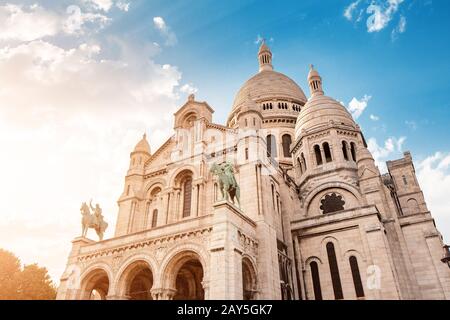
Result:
[222, 162, 237, 187]
[90, 200, 104, 229]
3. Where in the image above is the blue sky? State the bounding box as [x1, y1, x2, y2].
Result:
[0, 0, 449, 281]
[97, 0, 450, 161]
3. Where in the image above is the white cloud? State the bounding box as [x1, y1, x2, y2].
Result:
[344, 0, 361, 21]
[416, 152, 450, 242]
[347, 94, 372, 119]
[180, 83, 198, 95]
[370, 114, 380, 121]
[153, 16, 177, 46]
[116, 1, 130, 12]
[0, 3, 112, 42]
[0, 39, 184, 281]
[391, 15, 407, 40]
[367, 136, 407, 172]
[82, 0, 114, 12]
[0, 4, 60, 41]
[63, 5, 111, 35]
[366, 0, 404, 33]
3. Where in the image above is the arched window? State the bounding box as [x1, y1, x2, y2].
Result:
[282, 134, 292, 158]
[266, 135, 277, 158]
[323, 142, 332, 163]
[302, 153, 307, 171]
[310, 261, 322, 300]
[182, 177, 192, 218]
[349, 256, 365, 298]
[350, 142, 357, 162]
[326, 242, 343, 300]
[314, 145, 323, 166]
[151, 209, 158, 228]
[407, 198, 420, 214]
[342, 141, 349, 161]
[297, 157, 303, 175]
[271, 184, 275, 208]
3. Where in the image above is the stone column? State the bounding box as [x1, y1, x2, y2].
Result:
[161, 192, 169, 225]
[191, 183, 198, 217]
[201, 280, 210, 300]
[320, 147, 326, 164]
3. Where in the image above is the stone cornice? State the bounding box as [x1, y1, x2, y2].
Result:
[144, 137, 173, 167]
[144, 168, 168, 180]
[77, 225, 213, 262]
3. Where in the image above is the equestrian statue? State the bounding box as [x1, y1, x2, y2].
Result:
[80, 199, 108, 241]
[210, 161, 241, 208]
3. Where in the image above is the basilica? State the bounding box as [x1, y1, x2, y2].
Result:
[57, 42, 450, 300]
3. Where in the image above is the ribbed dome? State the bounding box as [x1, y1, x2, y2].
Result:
[133, 134, 151, 154]
[294, 95, 356, 139]
[231, 70, 307, 113]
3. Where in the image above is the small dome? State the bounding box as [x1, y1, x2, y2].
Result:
[294, 95, 355, 139]
[259, 42, 270, 54]
[231, 70, 307, 114]
[308, 66, 320, 79]
[133, 133, 151, 154]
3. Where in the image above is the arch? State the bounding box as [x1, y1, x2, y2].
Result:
[297, 157, 303, 175]
[242, 256, 258, 300]
[350, 142, 357, 162]
[282, 134, 292, 158]
[349, 256, 365, 298]
[168, 165, 198, 188]
[305, 183, 364, 216]
[178, 111, 199, 129]
[407, 198, 420, 214]
[161, 249, 205, 300]
[342, 141, 349, 161]
[114, 254, 159, 298]
[314, 145, 323, 165]
[144, 179, 166, 196]
[309, 261, 322, 300]
[79, 264, 113, 300]
[301, 153, 307, 171]
[160, 243, 209, 295]
[326, 242, 343, 300]
[266, 134, 277, 158]
[115, 256, 158, 300]
[323, 142, 332, 163]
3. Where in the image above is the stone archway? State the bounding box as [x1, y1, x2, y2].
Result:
[242, 257, 257, 300]
[79, 268, 110, 300]
[163, 250, 205, 300]
[117, 260, 154, 300]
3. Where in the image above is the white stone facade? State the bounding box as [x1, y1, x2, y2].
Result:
[57, 42, 450, 300]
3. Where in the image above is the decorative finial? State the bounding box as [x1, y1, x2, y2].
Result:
[188, 93, 195, 102]
[308, 64, 323, 96]
[143, 133, 147, 140]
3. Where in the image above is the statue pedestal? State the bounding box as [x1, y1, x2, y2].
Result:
[56, 237, 95, 300]
[208, 200, 256, 300]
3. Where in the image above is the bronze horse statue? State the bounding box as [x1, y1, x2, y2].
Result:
[210, 162, 241, 208]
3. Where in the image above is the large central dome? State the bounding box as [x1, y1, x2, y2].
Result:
[231, 70, 307, 112]
[227, 42, 307, 126]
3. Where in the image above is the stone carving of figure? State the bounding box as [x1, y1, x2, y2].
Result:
[90, 199, 104, 228]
